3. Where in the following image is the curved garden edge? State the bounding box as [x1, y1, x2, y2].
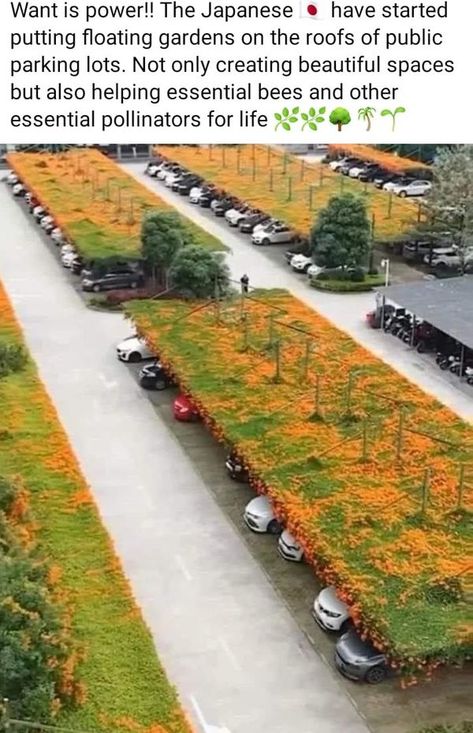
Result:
[309, 275, 385, 293]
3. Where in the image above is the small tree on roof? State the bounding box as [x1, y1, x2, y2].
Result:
[169, 246, 230, 298]
[141, 210, 194, 286]
[310, 193, 370, 269]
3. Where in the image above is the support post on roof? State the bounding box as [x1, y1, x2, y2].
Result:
[457, 464, 465, 510]
[396, 406, 405, 460]
[267, 145, 272, 166]
[236, 147, 241, 174]
[387, 192, 393, 219]
[410, 314, 416, 349]
[459, 343, 465, 380]
[314, 374, 321, 417]
[269, 169, 274, 192]
[421, 468, 430, 515]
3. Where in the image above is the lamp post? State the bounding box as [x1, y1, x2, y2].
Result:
[381, 258, 390, 287]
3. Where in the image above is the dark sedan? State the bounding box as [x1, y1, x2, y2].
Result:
[138, 361, 174, 390]
[81, 271, 143, 292]
[334, 629, 388, 683]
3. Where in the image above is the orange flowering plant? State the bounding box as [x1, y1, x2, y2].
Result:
[155, 145, 421, 241]
[328, 145, 430, 174]
[126, 289, 472, 674]
[0, 282, 190, 733]
[7, 149, 223, 260]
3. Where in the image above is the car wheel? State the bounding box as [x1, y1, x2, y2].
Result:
[92, 284, 101, 292]
[365, 666, 387, 684]
[262, 238, 270, 246]
[398, 191, 407, 198]
[154, 378, 168, 391]
[128, 352, 142, 363]
[267, 519, 281, 535]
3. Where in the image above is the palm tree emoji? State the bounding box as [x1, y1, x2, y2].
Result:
[358, 107, 376, 132]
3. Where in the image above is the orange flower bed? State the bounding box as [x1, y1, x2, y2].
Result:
[329, 145, 430, 174]
[155, 145, 420, 241]
[7, 149, 222, 260]
[126, 290, 472, 671]
[0, 282, 190, 732]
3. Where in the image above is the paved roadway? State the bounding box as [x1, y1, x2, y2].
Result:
[0, 185, 370, 733]
[123, 161, 473, 424]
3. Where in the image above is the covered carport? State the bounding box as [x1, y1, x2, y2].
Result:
[375, 276, 473, 376]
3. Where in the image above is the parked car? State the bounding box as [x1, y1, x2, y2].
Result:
[291, 254, 313, 273]
[177, 175, 203, 195]
[335, 629, 388, 684]
[225, 453, 249, 482]
[164, 169, 185, 188]
[312, 586, 350, 632]
[306, 263, 327, 279]
[252, 224, 298, 246]
[51, 228, 65, 245]
[12, 183, 25, 196]
[213, 198, 239, 216]
[173, 394, 199, 421]
[33, 205, 46, 221]
[277, 530, 303, 561]
[61, 250, 78, 268]
[225, 206, 253, 227]
[243, 495, 282, 534]
[5, 171, 19, 185]
[348, 161, 371, 178]
[373, 171, 397, 188]
[340, 159, 364, 175]
[146, 163, 160, 177]
[70, 256, 85, 275]
[425, 247, 473, 273]
[40, 215, 54, 230]
[239, 213, 270, 233]
[391, 179, 431, 197]
[82, 271, 143, 292]
[197, 187, 219, 207]
[329, 156, 358, 172]
[357, 164, 383, 182]
[139, 361, 174, 390]
[253, 218, 282, 235]
[383, 176, 412, 192]
[116, 335, 154, 362]
[156, 163, 181, 180]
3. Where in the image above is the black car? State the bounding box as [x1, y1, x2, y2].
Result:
[81, 271, 143, 292]
[138, 361, 174, 390]
[358, 164, 383, 182]
[225, 453, 249, 482]
[373, 172, 399, 188]
[176, 175, 203, 195]
[171, 172, 192, 191]
[198, 188, 219, 207]
[239, 213, 271, 233]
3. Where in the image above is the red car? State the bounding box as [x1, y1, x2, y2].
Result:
[173, 394, 199, 422]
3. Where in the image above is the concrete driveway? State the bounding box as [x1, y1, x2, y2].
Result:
[0, 186, 370, 733]
[123, 162, 473, 424]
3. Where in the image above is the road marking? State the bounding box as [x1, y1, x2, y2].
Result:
[175, 554, 192, 581]
[218, 636, 242, 672]
[189, 695, 232, 733]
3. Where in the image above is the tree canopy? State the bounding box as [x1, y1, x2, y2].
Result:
[310, 193, 370, 269]
[169, 246, 230, 298]
[141, 210, 195, 283]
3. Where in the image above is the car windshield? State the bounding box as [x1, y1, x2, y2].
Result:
[344, 631, 380, 659]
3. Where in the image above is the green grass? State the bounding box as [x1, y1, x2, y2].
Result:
[310, 274, 385, 292]
[0, 290, 189, 733]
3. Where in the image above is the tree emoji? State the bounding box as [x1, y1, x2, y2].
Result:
[329, 107, 351, 132]
[358, 107, 376, 131]
[381, 107, 406, 132]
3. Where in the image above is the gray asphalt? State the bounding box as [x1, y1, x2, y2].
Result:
[0, 186, 370, 733]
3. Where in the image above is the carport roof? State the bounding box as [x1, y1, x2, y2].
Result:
[377, 276, 473, 350]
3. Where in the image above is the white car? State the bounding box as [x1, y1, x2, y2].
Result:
[40, 215, 54, 230]
[5, 171, 18, 185]
[277, 530, 303, 561]
[51, 228, 65, 245]
[392, 179, 431, 198]
[252, 224, 297, 246]
[24, 192, 33, 205]
[116, 335, 154, 362]
[60, 243, 75, 255]
[425, 247, 473, 271]
[61, 251, 77, 268]
[291, 254, 313, 273]
[225, 207, 250, 226]
[312, 586, 350, 632]
[33, 206, 45, 221]
[146, 164, 160, 177]
[383, 177, 412, 192]
[157, 164, 180, 181]
[12, 183, 25, 196]
[348, 162, 369, 178]
[189, 186, 204, 204]
[252, 218, 280, 234]
[329, 157, 350, 172]
[243, 495, 281, 534]
[164, 171, 182, 188]
[307, 263, 326, 279]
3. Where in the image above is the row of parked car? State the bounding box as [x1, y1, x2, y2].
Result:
[146, 157, 302, 246]
[5, 170, 146, 292]
[326, 155, 432, 198]
[115, 333, 390, 685]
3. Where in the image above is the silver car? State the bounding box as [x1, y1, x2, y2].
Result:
[335, 629, 388, 683]
[252, 224, 298, 246]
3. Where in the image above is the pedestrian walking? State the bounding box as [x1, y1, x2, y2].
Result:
[240, 273, 249, 294]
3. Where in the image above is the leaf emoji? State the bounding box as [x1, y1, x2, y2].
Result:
[282, 122, 291, 131]
[301, 113, 309, 121]
[282, 107, 289, 117]
[380, 109, 391, 116]
[395, 106, 406, 114]
[289, 116, 298, 123]
[274, 113, 282, 120]
[292, 106, 300, 114]
[309, 107, 316, 117]
[309, 121, 318, 131]
[316, 116, 325, 123]
[319, 106, 326, 115]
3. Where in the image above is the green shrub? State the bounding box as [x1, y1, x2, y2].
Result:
[348, 266, 365, 282]
[0, 475, 16, 513]
[0, 342, 27, 379]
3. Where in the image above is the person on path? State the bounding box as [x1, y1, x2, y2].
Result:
[240, 274, 249, 294]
